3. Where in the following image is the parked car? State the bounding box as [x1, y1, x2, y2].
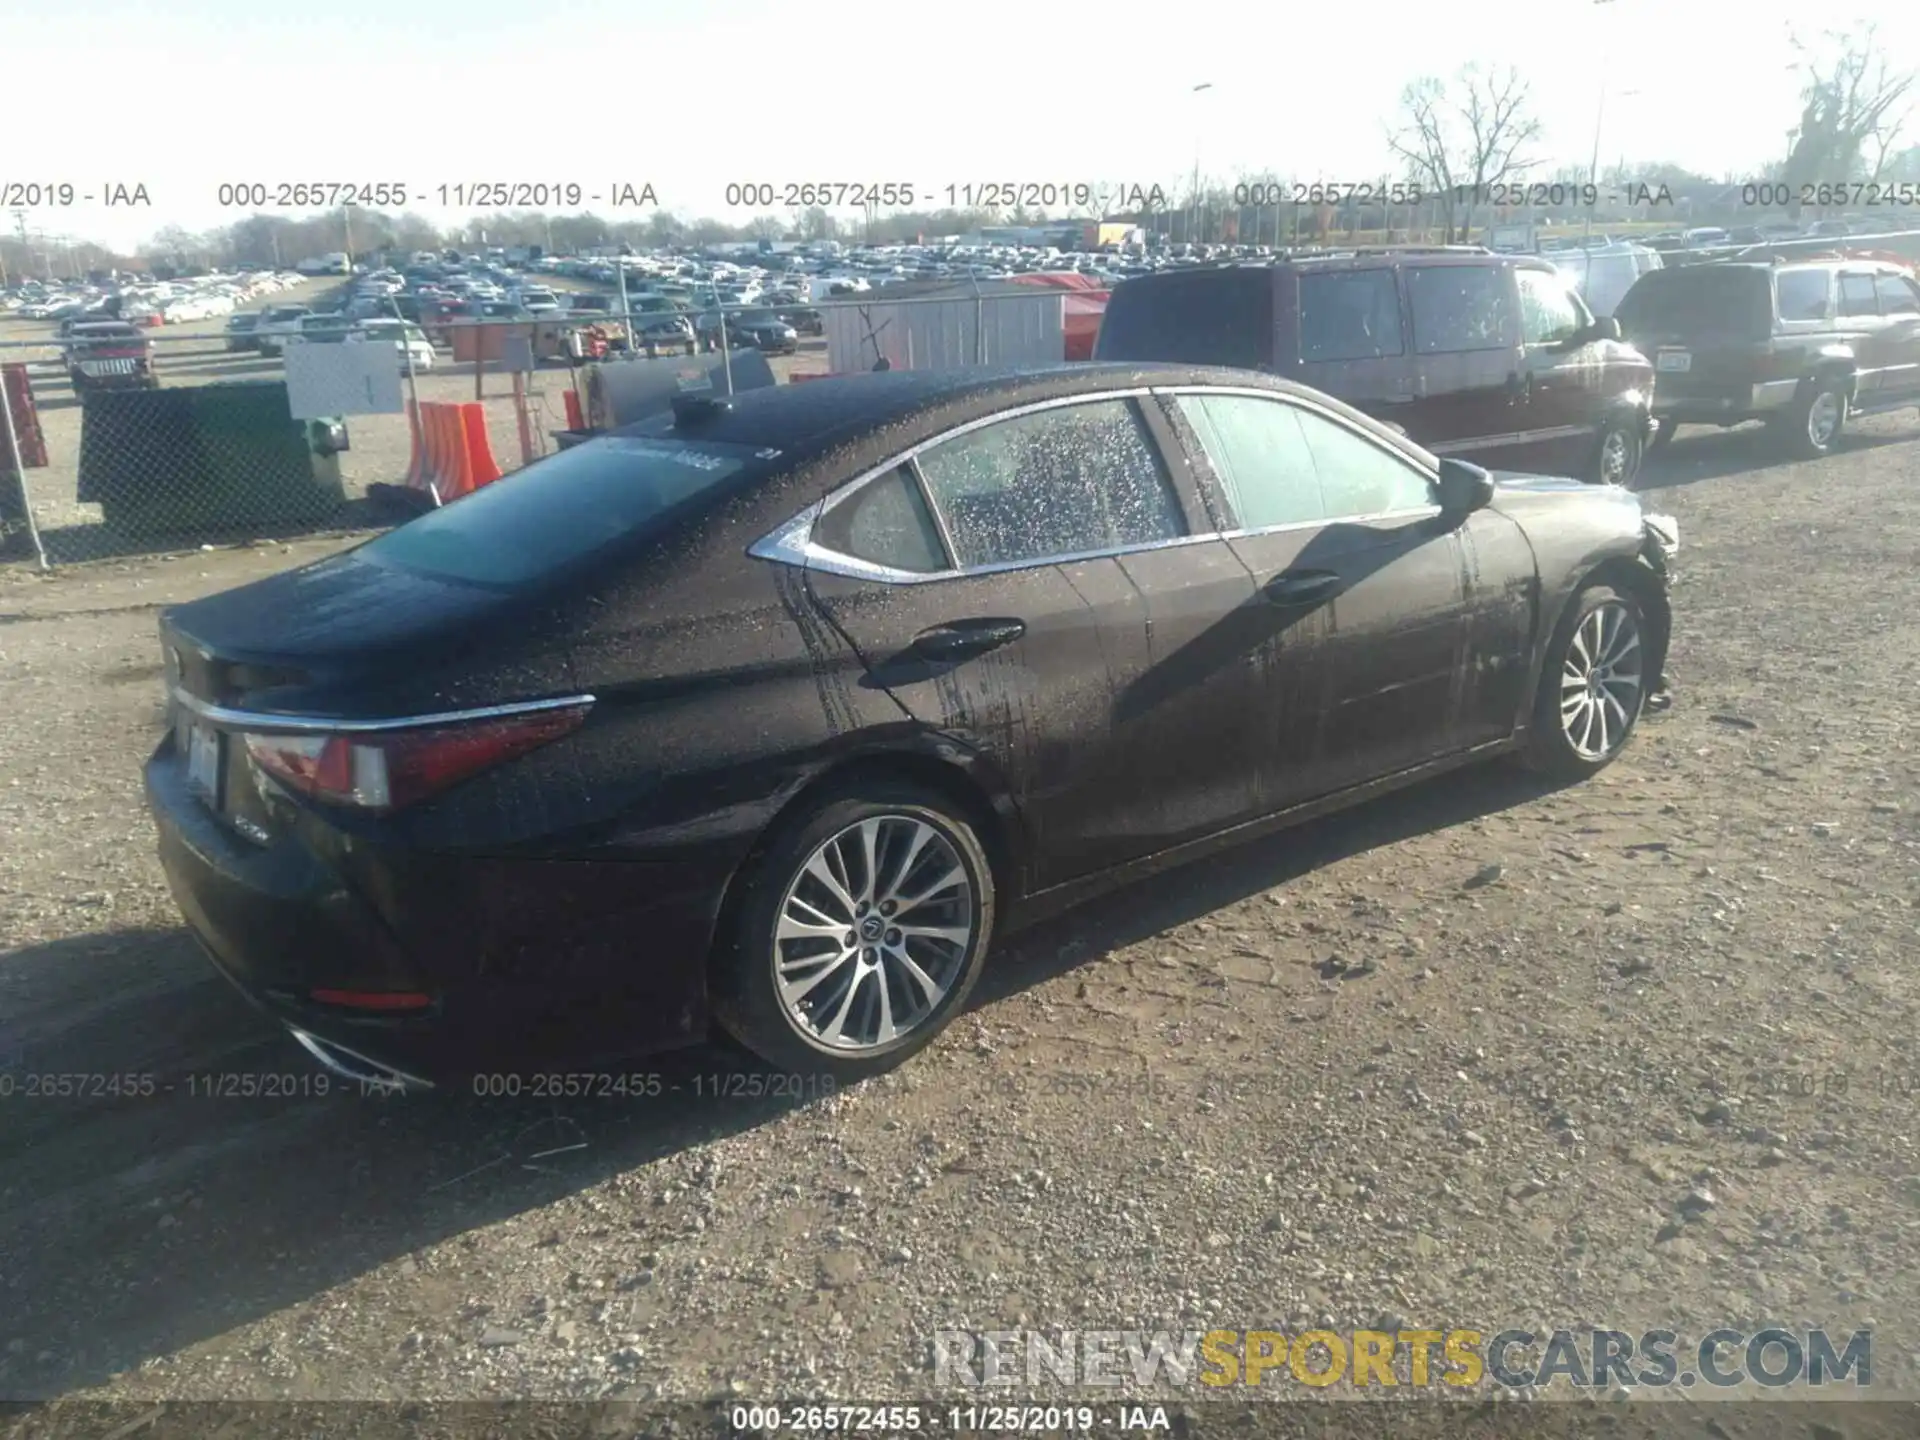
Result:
[635, 313, 697, 355]
[728, 308, 800, 354]
[1094, 249, 1656, 489]
[146, 363, 1676, 1088]
[351, 319, 436, 372]
[65, 321, 157, 391]
[1551, 243, 1662, 319]
[224, 313, 263, 352]
[1615, 259, 1920, 459]
[778, 305, 826, 337]
[279, 314, 359, 349]
[254, 305, 316, 356]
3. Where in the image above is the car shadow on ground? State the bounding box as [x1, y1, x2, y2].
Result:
[974, 758, 1564, 1006]
[1637, 420, 1912, 492]
[0, 758, 1558, 1399]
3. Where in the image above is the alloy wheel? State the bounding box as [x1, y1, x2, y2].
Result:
[1559, 601, 1644, 761]
[1807, 391, 1843, 449]
[1600, 429, 1633, 488]
[772, 815, 974, 1052]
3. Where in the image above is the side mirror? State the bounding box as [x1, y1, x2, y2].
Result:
[1593, 315, 1622, 342]
[1437, 458, 1495, 516]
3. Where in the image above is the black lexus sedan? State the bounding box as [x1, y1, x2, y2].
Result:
[147, 364, 1677, 1089]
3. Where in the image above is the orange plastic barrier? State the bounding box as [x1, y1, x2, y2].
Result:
[407, 400, 506, 502]
[563, 388, 584, 430]
[462, 403, 502, 488]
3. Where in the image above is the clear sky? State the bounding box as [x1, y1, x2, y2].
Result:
[8, 0, 1912, 251]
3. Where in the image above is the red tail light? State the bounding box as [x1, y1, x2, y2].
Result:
[242, 704, 589, 812]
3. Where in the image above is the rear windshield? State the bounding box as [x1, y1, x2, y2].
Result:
[1093, 270, 1274, 368]
[357, 434, 761, 588]
[1615, 267, 1771, 339]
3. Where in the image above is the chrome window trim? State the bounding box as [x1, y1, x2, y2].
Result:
[168, 691, 597, 734]
[747, 387, 1187, 584]
[744, 382, 1456, 587]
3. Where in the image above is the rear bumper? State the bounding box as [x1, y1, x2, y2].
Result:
[1652, 378, 1802, 424]
[145, 740, 726, 1085]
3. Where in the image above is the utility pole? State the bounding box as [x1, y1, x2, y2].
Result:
[1582, 0, 1620, 247]
[1190, 82, 1213, 244]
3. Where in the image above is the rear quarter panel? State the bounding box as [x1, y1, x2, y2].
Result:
[535, 454, 962, 875]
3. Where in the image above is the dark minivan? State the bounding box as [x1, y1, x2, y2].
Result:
[1094, 249, 1657, 487]
[1615, 259, 1920, 459]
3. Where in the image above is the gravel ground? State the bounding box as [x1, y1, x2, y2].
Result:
[1, 411, 1919, 1425]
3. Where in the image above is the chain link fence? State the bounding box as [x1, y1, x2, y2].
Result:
[0, 278, 1101, 567]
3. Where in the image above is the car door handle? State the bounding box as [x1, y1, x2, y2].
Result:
[1261, 571, 1345, 606]
[911, 618, 1027, 661]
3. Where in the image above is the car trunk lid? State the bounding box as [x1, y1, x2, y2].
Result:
[159, 549, 580, 837]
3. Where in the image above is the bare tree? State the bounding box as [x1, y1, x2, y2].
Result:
[1782, 25, 1913, 210]
[1387, 66, 1541, 242]
[793, 205, 837, 241]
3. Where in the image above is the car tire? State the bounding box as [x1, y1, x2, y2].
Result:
[1646, 422, 1675, 456]
[1775, 379, 1847, 459]
[1591, 419, 1643, 488]
[711, 779, 996, 1080]
[1522, 582, 1649, 780]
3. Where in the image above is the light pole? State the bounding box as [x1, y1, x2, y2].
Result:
[1190, 81, 1213, 244]
[1582, 0, 1620, 246]
[1582, 87, 1640, 245]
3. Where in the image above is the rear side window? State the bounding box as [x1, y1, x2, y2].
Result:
[815, 464, 948, 573]
[1774, 270, 1832, 323]
[1405, 266, 1516, 353]
[916, 399, 1186, 568]
[1093, 271, 1274, 368]
[1838, 274, 1879, 316]
[1297, 271, 1404, 361]
[359, 434, 756, 588]
[1877, 273, 1920, 315]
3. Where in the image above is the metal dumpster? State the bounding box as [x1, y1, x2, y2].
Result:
[77, 381, 348, 535]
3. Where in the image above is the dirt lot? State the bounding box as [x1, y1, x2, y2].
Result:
[0, 289, 824, 563]
[2, 413, 1919, 1420]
